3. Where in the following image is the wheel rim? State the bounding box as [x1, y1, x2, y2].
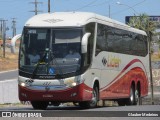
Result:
[90, 88, 97, 106]
[130, 88, 134, 103]
[135, 89, 139, 103]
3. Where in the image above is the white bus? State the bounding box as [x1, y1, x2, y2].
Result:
[18, 12, 149, 109]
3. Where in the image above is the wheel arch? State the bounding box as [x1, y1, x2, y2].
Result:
[92, 77, 100, 100]
[92, 77, 100, 89]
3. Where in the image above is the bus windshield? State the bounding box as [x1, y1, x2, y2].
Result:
[19, 28, 82, 76]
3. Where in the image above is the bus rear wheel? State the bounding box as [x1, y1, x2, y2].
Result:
[126, 86, 135, 105]
[135, 88, 142, 105]
[79, 86, 98, 108]
[31, 101, 48, 110]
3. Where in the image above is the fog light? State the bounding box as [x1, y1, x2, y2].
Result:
[21, 83, 26, 87]
[71, 92, 77, 97]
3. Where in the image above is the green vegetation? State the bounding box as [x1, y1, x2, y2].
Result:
[128, 13, 156, 41]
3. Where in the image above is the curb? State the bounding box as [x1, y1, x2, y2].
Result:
[0, 69, 18, 74]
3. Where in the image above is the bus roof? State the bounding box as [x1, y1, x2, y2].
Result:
[25, 12, 146, 35]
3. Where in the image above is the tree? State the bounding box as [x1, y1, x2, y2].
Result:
[128, 13, 156, 36]
[128, 13, 156, 105]
[154, 22, 160, 46]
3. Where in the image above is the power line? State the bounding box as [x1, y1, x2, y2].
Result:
[0, 0, 21, 2]
[30, 0, 43, 15]
[131, 0, 146, 8]
[74, 0, 97, 11]
[111, 0, 146, 16]
[86, 0, 110, 8]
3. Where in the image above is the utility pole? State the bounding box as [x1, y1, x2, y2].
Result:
[30, 0, 43, 15]
[11, 18, 16, 38]
[48, 0, 50, 13]
[0, 19, 3, 39]
[1, 20, 7, 58]
[109, 4, 111, 18]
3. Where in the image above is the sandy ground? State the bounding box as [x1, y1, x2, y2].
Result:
[0, 47, 18, 71]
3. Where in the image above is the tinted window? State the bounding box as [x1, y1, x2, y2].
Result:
[96, 23, 148, 56]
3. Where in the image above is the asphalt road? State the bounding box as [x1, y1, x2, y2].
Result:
[0, 104, 160, 111]
[0, 105, 160, 120]
[0, 70, 18, 81]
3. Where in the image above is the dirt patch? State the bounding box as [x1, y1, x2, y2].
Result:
[0, 50, 18, 71]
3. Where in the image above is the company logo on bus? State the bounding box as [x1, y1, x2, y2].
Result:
[102, 57, 107, 66]
[43, 19, 63, 23]
[39, 76, 55, 79]
[102, 55, 121, 68]
[43, 82, 51, 91]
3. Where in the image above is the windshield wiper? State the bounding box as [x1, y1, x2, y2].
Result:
[30, 48, 49, 79]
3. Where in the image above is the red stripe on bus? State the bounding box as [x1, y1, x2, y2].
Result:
[100, 59, 147, 91]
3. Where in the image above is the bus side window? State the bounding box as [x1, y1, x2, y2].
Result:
[143, 36, 148, 56]
[136, 35, 148, 56]
[96, 24, 108, 56]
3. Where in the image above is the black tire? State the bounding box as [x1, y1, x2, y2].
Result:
[126, 86, 135, 105]
[79, 86, 99, 108]
[51, 102, 60, 106]
[31, 101, 48, 110]
[117, 99, 126, 106]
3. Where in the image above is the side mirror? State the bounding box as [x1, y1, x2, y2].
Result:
[81, 33, 91, 53]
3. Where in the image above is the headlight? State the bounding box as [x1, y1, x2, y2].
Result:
[66, 82, 77, 87]
[21, 82, 26, 87]
[71, 82, 77, 87]
[64, 77, 78, 87]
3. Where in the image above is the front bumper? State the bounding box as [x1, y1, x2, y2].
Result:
[19, 83, 92, 102]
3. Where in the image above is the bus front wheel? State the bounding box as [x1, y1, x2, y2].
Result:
[31, 101, 48, 110]
[79, 86, 99, 108]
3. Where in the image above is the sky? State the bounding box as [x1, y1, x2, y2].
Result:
[0, 0, 159, 37]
